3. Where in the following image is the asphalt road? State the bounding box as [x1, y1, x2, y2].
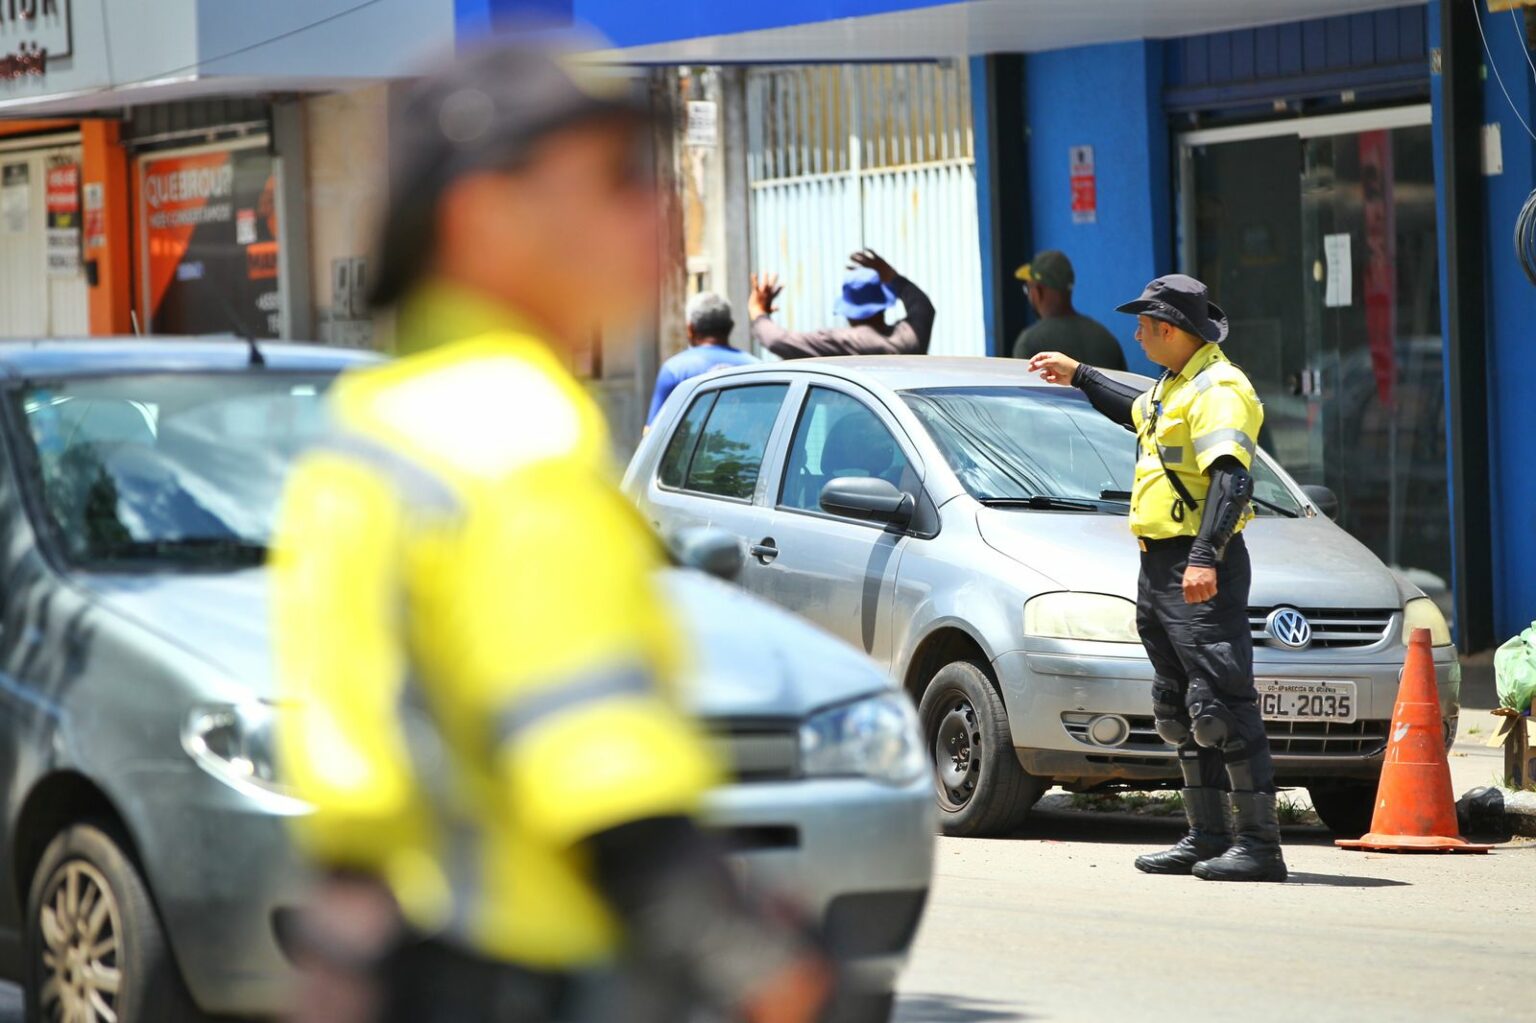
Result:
[0, 691, 1521, 1023]
[893, 707, 1534, 1023]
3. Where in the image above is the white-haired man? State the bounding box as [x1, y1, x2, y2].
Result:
[646, 291, 758, 426]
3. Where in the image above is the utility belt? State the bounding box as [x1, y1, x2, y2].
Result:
[1136, 533, 1245, 555]
[1135, 535, 1193, 553]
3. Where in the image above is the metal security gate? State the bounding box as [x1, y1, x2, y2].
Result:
[747, 63, 984, 356]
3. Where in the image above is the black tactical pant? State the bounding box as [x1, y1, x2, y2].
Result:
[1135, 534, 1276, 792]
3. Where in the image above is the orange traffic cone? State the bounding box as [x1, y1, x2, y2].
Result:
[1337, 627, 1490, 853]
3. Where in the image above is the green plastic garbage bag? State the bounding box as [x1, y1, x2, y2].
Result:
[1495, 622, 1536, 712]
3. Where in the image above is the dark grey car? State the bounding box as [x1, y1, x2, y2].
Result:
[0, 341, 931, 1022]
[625, 356, 1460, 839]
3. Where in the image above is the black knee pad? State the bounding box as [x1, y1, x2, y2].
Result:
[1191, 702, 1241, 750]
[1152, 683, 1189, 745]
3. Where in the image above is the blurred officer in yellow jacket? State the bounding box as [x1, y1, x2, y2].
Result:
[271, 44, 827, 1023]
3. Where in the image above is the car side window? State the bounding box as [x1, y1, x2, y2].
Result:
[669, 384, 788, 500]
[658, 390, 716, 488]
[779, 388, 914, 514]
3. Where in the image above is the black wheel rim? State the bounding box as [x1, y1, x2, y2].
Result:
[930, 692, 981, 811]
[38, 859, 122, 1023]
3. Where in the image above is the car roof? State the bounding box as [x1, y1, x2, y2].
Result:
[708, 355, 1153, 392]
[0, 338, 381, 379]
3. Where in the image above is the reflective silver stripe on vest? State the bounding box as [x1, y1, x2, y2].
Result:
[492, 665, 655, 748]
[1157, 444, 1184, 464]
[397, 674, 483, 941]
[1192, 428, 1256, 459]
[313, 432, 462, 517]
[1137, 393, 1153, 421]
[1190, 370, 1220, 393]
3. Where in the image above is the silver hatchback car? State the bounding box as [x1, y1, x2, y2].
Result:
[624, 356, 1460, 838]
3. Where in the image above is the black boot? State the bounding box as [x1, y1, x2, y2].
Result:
[1193, 791, 1288, 882]
[1134, 788, 1231, 875]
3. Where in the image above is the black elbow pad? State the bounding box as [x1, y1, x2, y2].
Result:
[1202, 463, 1253, 552]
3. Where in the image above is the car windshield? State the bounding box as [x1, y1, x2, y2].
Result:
[13, 372, 337, 569]
[901, 386, 1303, 515]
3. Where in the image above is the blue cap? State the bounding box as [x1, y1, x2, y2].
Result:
[834, 267, 898, 321]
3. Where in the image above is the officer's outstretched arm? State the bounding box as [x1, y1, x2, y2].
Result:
[1189, 455, 1253, 568]
[1070, 364, 1140, 426]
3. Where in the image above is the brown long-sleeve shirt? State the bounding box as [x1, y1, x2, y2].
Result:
[751, 275, 936, 359]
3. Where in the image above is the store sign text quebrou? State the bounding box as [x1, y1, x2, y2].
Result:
[0, 0, 71, 80]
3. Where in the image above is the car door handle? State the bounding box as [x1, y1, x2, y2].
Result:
[749, 538, 779, 563]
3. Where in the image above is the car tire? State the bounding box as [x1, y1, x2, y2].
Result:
[1308, 782, 1379, 837]
[825, 990, 895, 1023]
[918, 660, 1044, 837]
[25, 822, 209, 1023]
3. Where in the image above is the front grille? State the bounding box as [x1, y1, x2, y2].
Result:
[1249, 607, 1395, 649]
[823, 890, 929, 958]
[708, 726, 799, 782]
[1082, 715, 1390, 758]
[1265, 717, 1390, 756]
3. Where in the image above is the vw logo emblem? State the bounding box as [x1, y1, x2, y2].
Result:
[1266, 607, 1313, 650]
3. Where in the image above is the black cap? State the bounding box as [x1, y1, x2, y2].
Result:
[1115, 273, 1229, 343]
[370, 43, 653, 309]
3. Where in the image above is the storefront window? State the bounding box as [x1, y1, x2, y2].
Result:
[139, 144, 282, 338]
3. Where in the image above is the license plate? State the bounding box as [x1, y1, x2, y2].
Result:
[1257, 679, 1357, 723]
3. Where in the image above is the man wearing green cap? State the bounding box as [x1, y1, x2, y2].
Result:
[1010, 250, 1125, 370]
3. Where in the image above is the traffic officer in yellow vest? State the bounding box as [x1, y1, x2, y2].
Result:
[271, 44, 829, 1022]
[1030, 274, 1286, 884]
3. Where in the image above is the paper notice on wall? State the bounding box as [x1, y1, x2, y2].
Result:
[1323, 232, 1352, 308]
[46, 163, 81, 278]
[1, 163, 29, 235]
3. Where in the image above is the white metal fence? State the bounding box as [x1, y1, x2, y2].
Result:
[747, 62, 984, 357]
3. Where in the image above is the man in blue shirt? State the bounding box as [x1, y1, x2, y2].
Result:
[646, 291, 757, 426]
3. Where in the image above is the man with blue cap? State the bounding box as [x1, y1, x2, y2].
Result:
[1030, 274, 1286, 885]
[749, 248, 935, 358]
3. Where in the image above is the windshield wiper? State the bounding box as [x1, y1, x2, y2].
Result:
[1252, 496, 1300, 518]
[980, 496, 1101, 512]
[93, 538, 268, 563]
[1097, 488, 1298, 518]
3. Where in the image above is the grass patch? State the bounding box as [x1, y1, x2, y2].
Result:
[1069, 790, 1185, 817]
[1274, 794, 1318, 827]
[1467, 724, 1484, 737]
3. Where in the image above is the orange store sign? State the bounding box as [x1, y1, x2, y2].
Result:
[140, 147, 282, 337]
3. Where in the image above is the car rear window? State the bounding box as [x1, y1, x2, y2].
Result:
[661, 384, 788, 500]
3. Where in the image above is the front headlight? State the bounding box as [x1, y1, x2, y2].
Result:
[800, 692, 927, 785]
[184, 701, 295, 798]
[1024, 592, 1141, 643]
[1402, 596, 1453, 647]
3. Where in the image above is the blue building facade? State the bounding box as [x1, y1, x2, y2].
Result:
[461, 0, 1536, 650]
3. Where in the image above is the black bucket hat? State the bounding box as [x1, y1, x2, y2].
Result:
[1115, 273, 1229, 343]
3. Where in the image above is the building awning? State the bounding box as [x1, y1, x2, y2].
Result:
[564, 0, 1425, 63]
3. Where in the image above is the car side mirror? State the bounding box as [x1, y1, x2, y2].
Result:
[819, 477, 914, 527]
[668, 527, 745, 581]
[1301, 484, 1340, 521]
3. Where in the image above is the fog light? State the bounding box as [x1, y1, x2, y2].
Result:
[1088, 714, 1130, 747]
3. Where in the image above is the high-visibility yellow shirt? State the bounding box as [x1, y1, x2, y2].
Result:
[1127, 342, 1264, 540]
[270, 282, 719, 969]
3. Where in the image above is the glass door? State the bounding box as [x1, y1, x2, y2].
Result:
[1298, 124, 1448, 605]
[1183, 112, 1452, 618]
